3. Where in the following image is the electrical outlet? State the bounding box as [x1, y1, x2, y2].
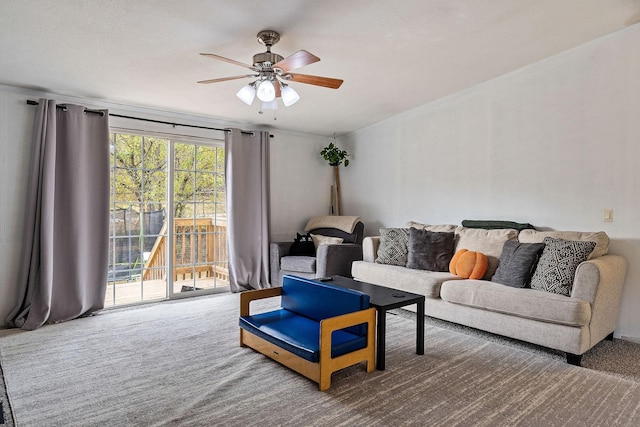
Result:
[603, 209, 613, 222]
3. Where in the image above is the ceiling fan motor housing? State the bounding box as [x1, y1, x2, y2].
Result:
[253, 52, 284, 70]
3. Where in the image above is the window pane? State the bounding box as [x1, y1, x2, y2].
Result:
[174, 143, 195, 171]
[142, 137, 167, 170]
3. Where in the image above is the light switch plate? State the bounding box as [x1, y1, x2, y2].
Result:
[603, 209, 613, 222]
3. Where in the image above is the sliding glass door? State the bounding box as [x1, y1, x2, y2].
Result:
[172, 143, 227, 294]
[106, 132, 227, 307]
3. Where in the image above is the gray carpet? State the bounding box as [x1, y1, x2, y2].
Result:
[1, 293, 640, 427]
[396, 310, 640, 384]
[0, 364, 8, 427]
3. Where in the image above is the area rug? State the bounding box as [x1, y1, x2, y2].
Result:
[1, 293, 640, 426]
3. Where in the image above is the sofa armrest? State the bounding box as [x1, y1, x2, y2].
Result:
[315, 243, 363, 278]
[572, 254, 627, 343]
[270, 242, 293, 286]
[240, 287, 283, 317]
[362, 236, 380, 263]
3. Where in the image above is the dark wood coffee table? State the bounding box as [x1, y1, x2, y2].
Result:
[326, 275, 425, 370]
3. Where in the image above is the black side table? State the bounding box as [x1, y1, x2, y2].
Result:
[326, 275, 425, 370]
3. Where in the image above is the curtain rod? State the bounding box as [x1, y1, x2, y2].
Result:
[26, 100, 273, 137]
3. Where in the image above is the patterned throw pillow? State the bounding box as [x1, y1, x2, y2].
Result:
[530, 237, 596, 296]
[375, 228, 410, 266]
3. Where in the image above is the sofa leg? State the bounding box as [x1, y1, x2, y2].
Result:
[606, 332, 614, 341]
[566, 353, 582, 366]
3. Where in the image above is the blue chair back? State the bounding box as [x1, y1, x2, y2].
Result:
[281, 275, 370, 336]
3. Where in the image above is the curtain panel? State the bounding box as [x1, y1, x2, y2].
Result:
[8, 99, 110, 330]
[225, 129, 270, 291]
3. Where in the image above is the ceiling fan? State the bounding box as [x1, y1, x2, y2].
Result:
[198, 30, 343, 109]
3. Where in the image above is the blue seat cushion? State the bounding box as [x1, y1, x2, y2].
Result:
[239, 309, 367, 363]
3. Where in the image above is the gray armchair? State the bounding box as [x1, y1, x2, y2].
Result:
[270, 216, 365, 286]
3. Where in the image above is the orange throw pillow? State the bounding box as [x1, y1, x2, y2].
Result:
[449, 249, 488, 279]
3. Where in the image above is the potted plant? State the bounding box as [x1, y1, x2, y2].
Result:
[320, 143, 350, 167]
[320, 142, 350, 215]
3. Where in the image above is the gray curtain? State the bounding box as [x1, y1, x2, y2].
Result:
[225, 129, 270, 292]
[8, 99, 110, 330]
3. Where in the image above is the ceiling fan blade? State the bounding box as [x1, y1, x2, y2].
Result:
[197, 75, 254, 84]
[273, 50, 320, 72]
[200, 53, 257, 71]
[274, 82, 282, 98]
[286, 73, 344, 89]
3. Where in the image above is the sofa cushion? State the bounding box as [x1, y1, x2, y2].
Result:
[406, 228, 455, 272]
[375, 228, 410, 266]
[530, 237, 596, 296]
[492, 240, 546, 288]
[405, 221, 458, 233]
[281, 256, 316, 273]
[352, 260, 463, 299]
[517, 229, 608, 260]
[454, 227, 518, 279]
[440, 280, 592, 327]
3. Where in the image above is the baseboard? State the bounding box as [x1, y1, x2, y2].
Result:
[620, 336, 640, 344]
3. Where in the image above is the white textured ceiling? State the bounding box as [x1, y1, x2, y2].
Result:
[1, 0, 639, 136]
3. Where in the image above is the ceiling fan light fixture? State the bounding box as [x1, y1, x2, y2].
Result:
[236, 83, 256, 105]
[261, 100, 278, 110]
[256, 80, 276, 102]
[281, 84, 300, 107]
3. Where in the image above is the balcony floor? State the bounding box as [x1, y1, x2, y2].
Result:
[104, 276, 230, 307]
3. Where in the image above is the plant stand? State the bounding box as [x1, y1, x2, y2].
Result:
[333, 165, 342, 215]
[331, 166, 342, 215]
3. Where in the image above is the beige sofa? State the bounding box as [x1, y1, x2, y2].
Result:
[351, 222, 628, 365]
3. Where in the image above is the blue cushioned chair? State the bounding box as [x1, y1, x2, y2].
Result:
[239, 275, 376, 391]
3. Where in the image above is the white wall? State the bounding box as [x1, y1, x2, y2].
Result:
[0, 84, 331, 326]
[269, 131, 335, 241]
[340, 24, 640, 340]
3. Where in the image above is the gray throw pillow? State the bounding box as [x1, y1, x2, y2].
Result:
[492, 240, 545, 288]
[375, 228, 410, 266]
[530, 237, 596, 296]
[406, 228, 455, 272]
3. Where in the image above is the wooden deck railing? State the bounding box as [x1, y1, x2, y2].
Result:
[142, 218, 228, 282]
